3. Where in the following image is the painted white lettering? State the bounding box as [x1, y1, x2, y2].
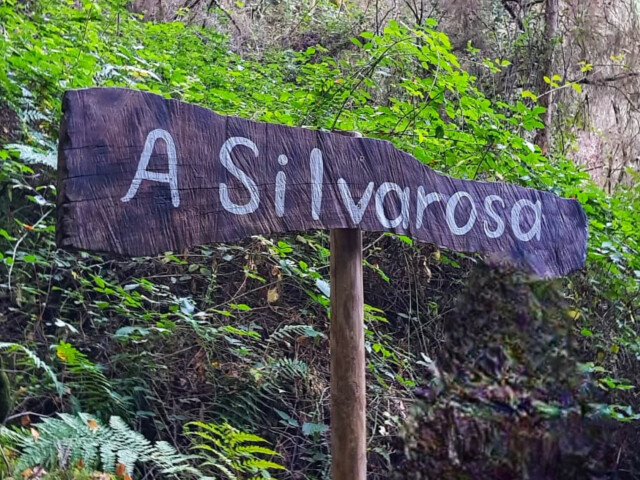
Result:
[338, 179, 374, 225]
[483, 195, 505, 239]
[275, 172, 286, 217]
[275, 155, 288, 217]
[219, 137, 260, 215]
[511, 199, 542, 242]
[446, 191, 477, 235]
[121, 129, 179, 207]
[310, 148, 323, 221]
[416, 187, 442, 229]
[375, 182, 410, 229]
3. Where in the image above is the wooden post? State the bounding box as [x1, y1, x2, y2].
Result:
[330, 228, 366, 480]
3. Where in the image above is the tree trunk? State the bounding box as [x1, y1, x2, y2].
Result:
[535, 0, 559, 155]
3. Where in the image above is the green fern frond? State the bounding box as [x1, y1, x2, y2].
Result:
[0, 342, 64, 396]
[259, 357, 308, 399]
[190, 431, 225, 448]
[235, 445, 280, 456]
[265, 358, 308, 380]
[229, 432, 269, 446]
[185, 422, 286, 479]
[187, 421, 223, 435]
[5, 143, 57, 169]
[242, 458, 287, 470]
[0, 425, 23, 443]
[267, 324, 325, 345]
[55, 341, 129, 413]
[200, 459, 238, 480]
[10, 413, 195, 477]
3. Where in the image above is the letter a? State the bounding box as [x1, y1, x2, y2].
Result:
[511, 199, 542, 242]
[121, 129, 180, 207]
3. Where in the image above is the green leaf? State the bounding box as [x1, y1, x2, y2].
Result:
[230, 303, 252, 311]
[301, 422, 329, 436]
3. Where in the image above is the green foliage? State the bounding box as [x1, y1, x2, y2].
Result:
[185, 421, 285, 480]
[0, 342, 64, 396]
[55, 341, 131, 417]
[0, 0, 639, 478]
[394, 266, 640, 479]
[0, 412, 198, 477]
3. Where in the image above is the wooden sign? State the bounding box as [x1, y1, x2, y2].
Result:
[56, 87, 589, 480]
[57, 88, 587, 277]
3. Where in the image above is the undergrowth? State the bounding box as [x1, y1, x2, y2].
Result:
[0, 0, 639, 478]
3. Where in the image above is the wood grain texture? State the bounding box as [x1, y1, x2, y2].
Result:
[57, 87, 588, 278]
[330, 228, 366, 480]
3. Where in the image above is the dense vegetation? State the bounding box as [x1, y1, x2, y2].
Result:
[0, 0, 639, 478]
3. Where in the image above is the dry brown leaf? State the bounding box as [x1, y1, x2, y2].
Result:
[270, 265, 281, 278]
[29, 428, 39, 443]
[116, 463, 127, 477]
[267, 288, 279, 303]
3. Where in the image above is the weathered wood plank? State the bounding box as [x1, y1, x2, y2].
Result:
[57, 87, 588, 277]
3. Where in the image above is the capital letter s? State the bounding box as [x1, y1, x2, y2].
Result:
[219, 137, 260, 215]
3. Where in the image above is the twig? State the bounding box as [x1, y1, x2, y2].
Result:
[500, 0, 524, 31]
[4, 411, 52, 422]
[207, 0, 241, 34]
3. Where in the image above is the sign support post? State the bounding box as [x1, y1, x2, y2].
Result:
[330, 228, 366, 480]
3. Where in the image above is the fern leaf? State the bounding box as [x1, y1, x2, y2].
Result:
[5, 144, 57, 169]
[230, 432, 269, 445]
[242, 458, 286, 470]
[186, 422, 286, 479]
[0, 342, 64, 396]
[201, 459, 239, 479]
[235, 445, 281, 457]
[268, 324, 325, 344]
[10, 413, 196, 477]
